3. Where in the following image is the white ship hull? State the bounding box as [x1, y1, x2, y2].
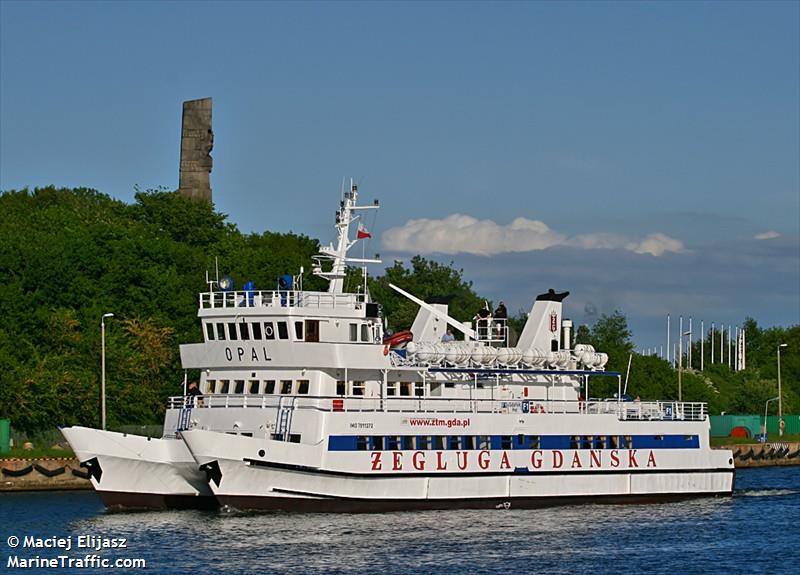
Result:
[61, 426, 216, 509]
[182, 428, 734, 512]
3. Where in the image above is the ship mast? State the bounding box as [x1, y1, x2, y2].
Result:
[313, 179, 381, 294]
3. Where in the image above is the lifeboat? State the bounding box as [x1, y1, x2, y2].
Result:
[383, 330, 413, 349]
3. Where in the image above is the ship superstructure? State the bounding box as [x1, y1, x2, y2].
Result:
[63, 182, 734, 510]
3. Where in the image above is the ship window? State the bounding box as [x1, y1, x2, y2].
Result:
[264, 322, 275, 340]
[234, 380, 245, 394]
[252, 322, 262, 340]
[387, 436, 401, 450]
[416, 436, 431, 450]
[205, 380, 215, 394]
[297, 380, 309, 394]
[289, 434, 301, 444]
[217, 323, 226, 340]
[400, 382, 412, 396]
[205, 323, 215, 341]
[240, 322, 250, 340]
[401, 436, 414, 450]
[582, 436, 593, 450]
[478, 436, 490, 450]
[445, 382, 455, 389]
[432, 436, 444, 450]
[352, 381, 365, 396]
[610, 436, 620, 449]
[228, 323, 238, 340]
[280, 380, 293, 394]
[448, 436, 461, 450]
[336, 380, 346, 395]
[463, 436, 476, 450]
[528, 435, 540, 449]
[248, 380, 260, 394]
[429, 382, 442, 397]
[372, 436, 384, 451]
[295, 321, 303, 340]
[265, 380, 276, 394]
[361, 324, 369, 342]
[356, 436, 368, 450]
[241, 432, 253, 438]
[386, 382, 398, 396]
[570, 436, 581, 449]
[623, 435, 633, 449]
[220, 380, 230, 394]
[277, 322, 289, 340]
[597, 436, 608, 449]
[349, 323, 358, 342]
[305, 320, 320, 342]
[501, 436, 512, 450]
[414, 382, 424, 397]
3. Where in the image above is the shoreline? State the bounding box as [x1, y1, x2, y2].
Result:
[714, 441, 800, 468]
[1, 457, 92, 492]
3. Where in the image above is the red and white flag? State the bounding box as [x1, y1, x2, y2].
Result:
[357, 223, 372, 239]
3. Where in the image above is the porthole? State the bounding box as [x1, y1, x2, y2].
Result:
[258, 449, 266, 457]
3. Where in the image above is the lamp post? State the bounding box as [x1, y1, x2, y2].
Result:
[777, 343, 788, 436]
[763, 396, 779, 442]
[101, 313, 114, 431]
[678, 329, 691, 402]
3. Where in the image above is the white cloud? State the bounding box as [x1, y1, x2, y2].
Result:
[754, 231, 780, 240]
[625, 233, 688, 256]
[381, 214, 565, 256]
[382, 214, 687, 257]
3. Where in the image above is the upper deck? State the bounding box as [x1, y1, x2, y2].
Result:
[199, 289, 366, 313]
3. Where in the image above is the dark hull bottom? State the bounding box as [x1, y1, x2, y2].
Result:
[216, 491, 733, 513]
[99, 491, 219, 511]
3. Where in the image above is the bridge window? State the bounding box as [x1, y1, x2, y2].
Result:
[414, 382, 424, 397]
[205, 380, 215, 394]
[234, 380, 245, 394]
[220, 380, 230, 394]
[240, 322, 250, 340]
[349, 323, 358, 342]
[352, 381, 365, 396]
[205, 323, 215, 341]
[361, 324, 369, 342]
[248, 380, 260, 394]
[386, 382, 398, 396]
[280, 380, 292, 394]
[252, 322, 262, 340]
[294, 321, 303, 340]
[227, 323, 238, 340]
[297, 380, 309, 394]
[277, 322, 289, 340]
[336, 380, 346, 395]
[265, 380, 276, 394]
[400, 382, 412, 396]
[264, 322, 275, 340]
[305, 320, 320, 342]
[216, 323, 226, 340]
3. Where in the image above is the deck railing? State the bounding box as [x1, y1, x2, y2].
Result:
[199, 290, 365, 311]
[169, 395, 707, 422]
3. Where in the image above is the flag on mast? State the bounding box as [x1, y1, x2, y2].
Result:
[357, 223, 372, 239]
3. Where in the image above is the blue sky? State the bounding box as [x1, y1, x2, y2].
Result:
[1, 1, 798, 350]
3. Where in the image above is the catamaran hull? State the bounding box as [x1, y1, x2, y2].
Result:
[60, 426, 216, 510]
[182, 430, 734, 513]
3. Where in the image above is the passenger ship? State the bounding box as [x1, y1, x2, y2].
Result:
[63, 182, 734, 511]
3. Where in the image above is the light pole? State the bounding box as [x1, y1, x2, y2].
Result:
[763, 396, 779, 442]
[777, 343, 788, 436]
[101, 313, 114, 431]
[678, 329, 691, 402]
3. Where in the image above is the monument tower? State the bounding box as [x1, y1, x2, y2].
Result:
[177, 97, 213, 202]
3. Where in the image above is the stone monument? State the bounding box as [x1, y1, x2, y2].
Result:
[177, 97, 213, 202]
